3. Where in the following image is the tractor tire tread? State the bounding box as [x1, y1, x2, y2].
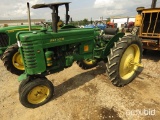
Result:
[106, 35, 142, 87]
[19, 78, 54, 108]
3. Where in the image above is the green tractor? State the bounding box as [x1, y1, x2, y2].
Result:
[0, 24, 42, 75]
[0, 21, 65, 75]
[17, 2, 143, 108]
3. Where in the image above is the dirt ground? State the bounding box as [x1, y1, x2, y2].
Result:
[0, 50, 160, 120]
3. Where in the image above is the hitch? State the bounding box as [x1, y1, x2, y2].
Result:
[130, 62, 143, 67]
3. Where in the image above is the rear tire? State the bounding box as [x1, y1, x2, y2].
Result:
[2, 43, 24, 75]
[106, 35, 142, 87]
[131, 27, 139, 35]
[19, 78, 54, 108]
[143, 49, 147, 55]
[77, 59, 98, 69]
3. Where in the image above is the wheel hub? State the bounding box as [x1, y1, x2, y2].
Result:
[12, 52, 24, 70]
[124, 55, 134, 69]
[28, 86, 50, 104]
[83, 59, 96, 65]
[119, 44, 140, 80]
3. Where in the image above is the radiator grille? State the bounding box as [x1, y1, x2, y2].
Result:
[21, 41, 37, 69]
[0, 33, 9, 47]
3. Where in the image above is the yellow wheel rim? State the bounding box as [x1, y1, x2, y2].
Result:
[27, 85, 50, 104]
[12, 52, 24, 70]
[83, 59, 96, 65]
[119, 44, 140, 80]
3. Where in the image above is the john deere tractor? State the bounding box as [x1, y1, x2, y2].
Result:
[17, 2, 143, 108]
[1, 21, 64, 75]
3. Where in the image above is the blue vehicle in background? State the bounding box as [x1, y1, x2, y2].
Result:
[84, 21, 107, 30]
[97, 23, 107, 30]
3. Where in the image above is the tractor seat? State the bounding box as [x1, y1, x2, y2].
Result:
[102, 28, 119, 41]
[103, 28, 119, 35]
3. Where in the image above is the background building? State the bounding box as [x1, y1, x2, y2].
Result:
[110, 17, 135, 28]
[0, 19, 45, 27]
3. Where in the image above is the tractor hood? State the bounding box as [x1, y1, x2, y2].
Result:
[16, 28, 100, 48]
[0, 25, 41, 34]
[0, 25, 42, 55]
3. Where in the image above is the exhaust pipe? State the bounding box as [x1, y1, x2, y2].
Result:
[151, 0, 157, 8]
[27, 2, 31, 31]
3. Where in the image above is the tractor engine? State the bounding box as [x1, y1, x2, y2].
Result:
[45, 44, 79, 68]
[17, 27, 98, 76]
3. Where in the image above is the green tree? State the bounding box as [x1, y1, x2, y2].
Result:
[83, 18, 89, 25]
[106, 18, 110, 23]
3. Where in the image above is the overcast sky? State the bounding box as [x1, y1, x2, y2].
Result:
[0, 0, 159, 21]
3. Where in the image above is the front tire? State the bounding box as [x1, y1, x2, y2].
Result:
[106, 35, 142, 87]
[2, 43, 24, 75]
[19, 78, 54, 108]
[18, 75, 47, 94]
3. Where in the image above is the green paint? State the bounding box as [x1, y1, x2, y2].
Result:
[17, 26, 125, 81]
[0, 25, 41, 55]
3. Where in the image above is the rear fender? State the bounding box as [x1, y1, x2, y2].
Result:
[60, 25, 77, 29]
[103, 33, 125, 57]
